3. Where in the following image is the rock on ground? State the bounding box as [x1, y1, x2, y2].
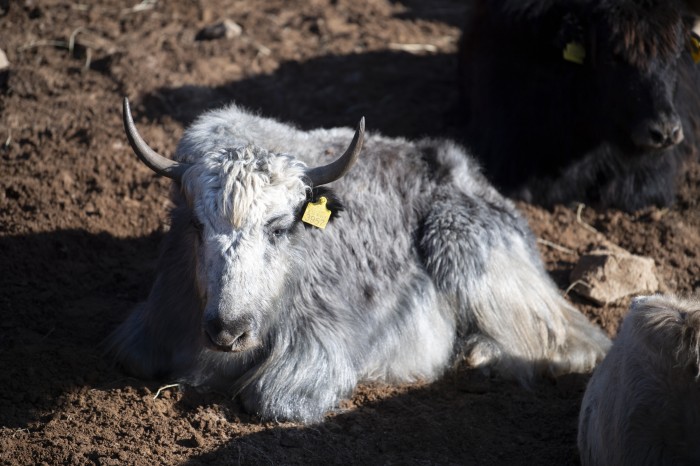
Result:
[570, 247, 662, 305]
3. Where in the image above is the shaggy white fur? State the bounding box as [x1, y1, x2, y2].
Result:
[579, 294, 700, 466]
[110, 103, 610, 423]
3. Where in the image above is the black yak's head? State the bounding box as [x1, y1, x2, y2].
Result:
[556, 0, 694, 153]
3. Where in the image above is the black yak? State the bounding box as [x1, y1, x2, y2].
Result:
[459, 0, 700, 211]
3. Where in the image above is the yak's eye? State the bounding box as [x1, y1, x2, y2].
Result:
[268, 225, 293, 243]
[270, 228, 289, 239]
[266, 215, 294, 242]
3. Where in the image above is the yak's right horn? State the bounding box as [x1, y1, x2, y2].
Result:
[122, 97, 191, 181]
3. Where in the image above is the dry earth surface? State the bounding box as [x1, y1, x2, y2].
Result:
[2, 1, 700, 465]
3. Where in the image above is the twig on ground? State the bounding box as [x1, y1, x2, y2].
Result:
[576, 203, 598, 233]
[388, 43, 439, 54]
[122, 0, 157, 15]
[153, 383, 179, 400]
[17, 40, 69, 52]
[537, 238, 575, 255]
[68, 27, 86, 54]
[83, 47, 92, 70]
[565, 279, 590, 297]
[67, 27, 95, 70]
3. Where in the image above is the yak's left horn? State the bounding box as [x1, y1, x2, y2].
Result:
[305, 117, 365, 186]
[122, 97, 191, 181]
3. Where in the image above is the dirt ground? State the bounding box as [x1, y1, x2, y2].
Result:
[2, 1, 700, 464]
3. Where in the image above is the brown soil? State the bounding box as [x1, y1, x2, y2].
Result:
[1, 1, 699, 464]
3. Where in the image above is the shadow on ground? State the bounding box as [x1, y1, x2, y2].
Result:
[137, 50, 466, 143]
[0, 229, 161, 429]
[0, 227, 587, 464]
[180, 369, 588, 466]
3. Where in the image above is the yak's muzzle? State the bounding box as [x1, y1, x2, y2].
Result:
[203, 315, 260, 353]
[634, 114, 684, 149]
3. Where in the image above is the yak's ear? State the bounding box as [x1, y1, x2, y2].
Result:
[555, 10, 584, 44]
[310, 186, 344, 218]
[554, 11, 589, 65]
[297, 186, 345, 228]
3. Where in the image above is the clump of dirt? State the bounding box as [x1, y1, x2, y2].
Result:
[1, 1, 699, 464]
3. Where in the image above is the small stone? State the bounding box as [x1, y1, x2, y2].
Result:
[0, 48, 9, 90]
[195, 19, 242, 41]
[570, 248, 661, 305]
[0, 48, 8, 70]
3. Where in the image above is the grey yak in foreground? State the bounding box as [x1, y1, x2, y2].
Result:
[110, 97, 610, 423]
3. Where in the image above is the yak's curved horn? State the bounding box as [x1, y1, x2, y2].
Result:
[305, 117, 365, 186]
[122, 97, 191, 181]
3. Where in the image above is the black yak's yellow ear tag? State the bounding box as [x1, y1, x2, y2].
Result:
[690, 33, 700, 64]
[563, 41, 585, 64]
[302, 196, 331, 229]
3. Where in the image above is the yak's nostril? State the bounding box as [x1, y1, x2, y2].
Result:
[205, 327, 245, 351]
[649, 128, 666, 146]
[648, 128, 665, 145]
[205, 328, 235, 352]
[670, 125, 684, 145]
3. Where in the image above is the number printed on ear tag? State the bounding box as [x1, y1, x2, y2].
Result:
[302, 196, 332, 229]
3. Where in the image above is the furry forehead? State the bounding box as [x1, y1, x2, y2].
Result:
[182, 144, 309, 229]
[600, 1, 684, 69]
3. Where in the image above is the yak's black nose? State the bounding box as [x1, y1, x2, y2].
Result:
[203, 316, 258, 352]
[637, 115, 684, 149]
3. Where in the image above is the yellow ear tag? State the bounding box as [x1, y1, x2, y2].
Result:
[563, 41, 586, 64]
[302, 196, 332, 229]
[690, 34, 700, 64]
